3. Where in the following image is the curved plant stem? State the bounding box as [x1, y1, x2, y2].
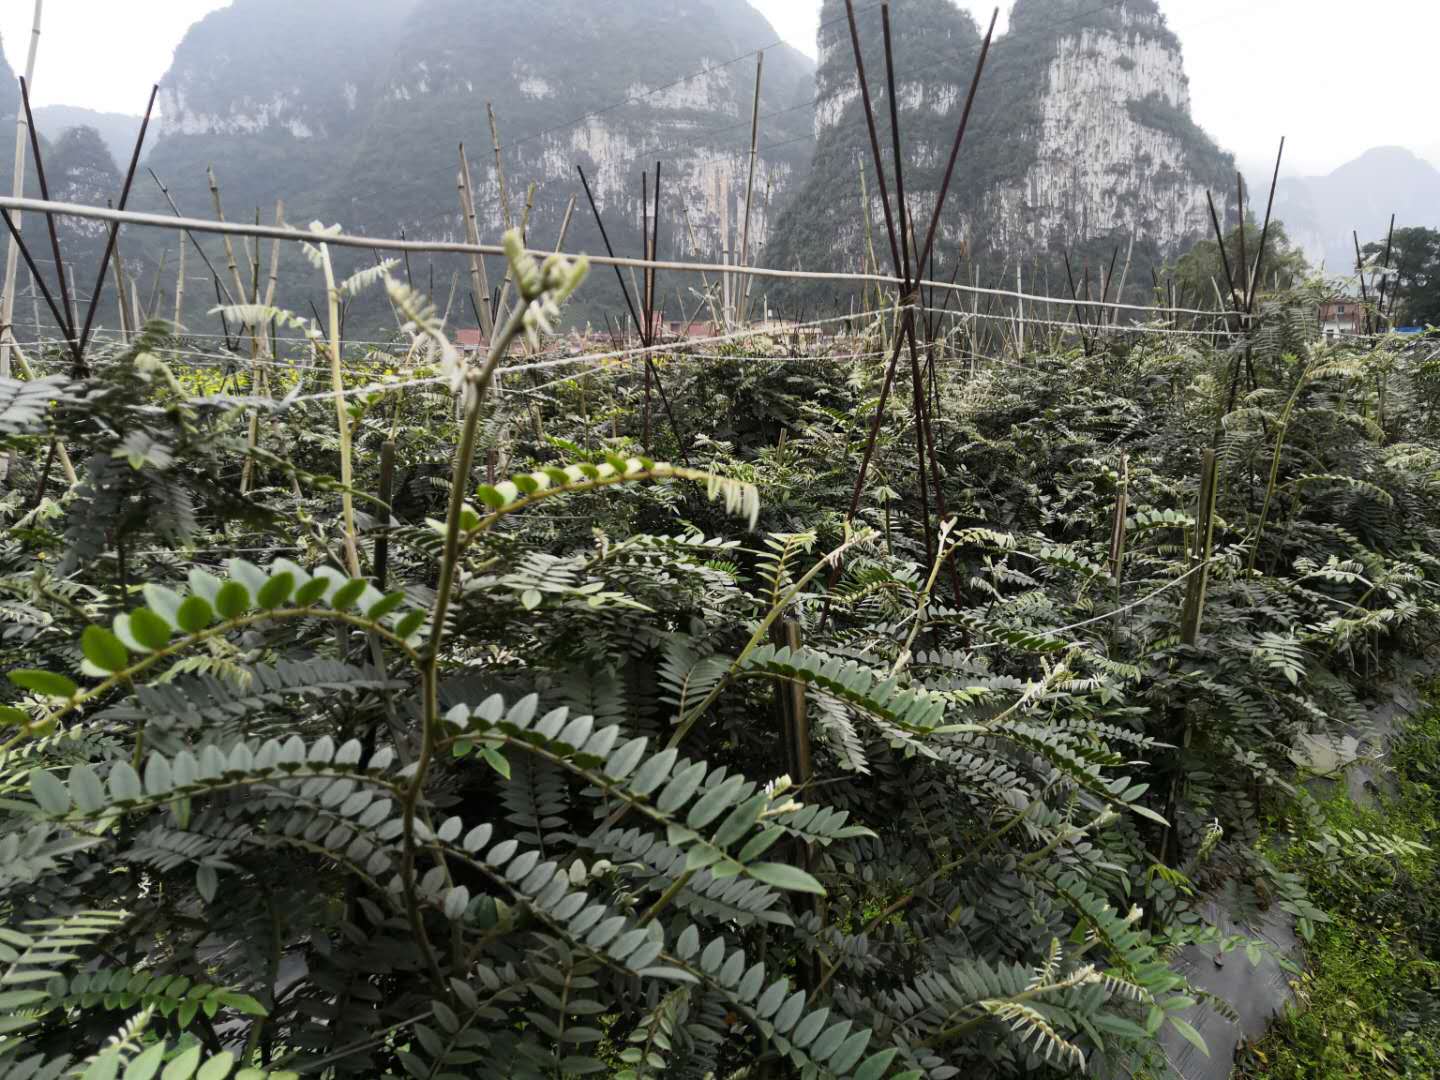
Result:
[668, 526, 877, 750]
[400, 299, 529, 994]
[318, 241, 361, 578]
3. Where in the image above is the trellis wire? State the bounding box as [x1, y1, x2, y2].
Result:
[0, 195, 1234, 320]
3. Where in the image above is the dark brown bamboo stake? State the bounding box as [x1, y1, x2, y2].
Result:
[1205, 190, 1242, 325]
[1353, 231, 1372, 320]
[1234, 172, 1249, 313]
[147, 168, 237, 309]
[1374, 213, 1396, 331]
[1062, 251, 1093, 356]
[1246, 138, 1285, 311]
[18, 77, 73, 343]
[375, 440, 396, 590]
[843, 0, 903, 277]
[877, 9, 941, 570]
[829, 0, 914, 553]
[216, 278, 235, 350]
[641, 170, 652, 344]
[1205, 189, 1251, 418]
[0, 209, 70, 342]
[881, 6, 914, 285]
[914, 7, 998, 276]
[576, 166, 643, 339]
[145, 244, 169, 320]
[737, 53, 764, 325]
[73, 84, 158, 367]
[650, 161, 662, 342]
[644, 355, 690, 465]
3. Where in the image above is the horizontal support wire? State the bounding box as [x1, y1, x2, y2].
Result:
[0, 195, 1225, 319]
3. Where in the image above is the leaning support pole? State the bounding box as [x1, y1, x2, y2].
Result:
[72, 85, 159, 370]
[457, 145, 494, 340]
[1246, 137, 1286, 311]
[207, 165, 251, 319]
[576, 166, 644, 343]
[487, 102, 514, 233]
[19, 77, 75, 351]
[736, 51, 764, 326]
[1, 0, 44, 385]
[1353, 230, 1373, 327]
[1373, 213, 1396, 334]
[148, 168, 238, 312]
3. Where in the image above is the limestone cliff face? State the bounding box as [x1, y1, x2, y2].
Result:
[140, 0, 815, 323]
[766, 0, 1233, 296]
[989, 0, 1232, 253]
[49, 127, 120, 243]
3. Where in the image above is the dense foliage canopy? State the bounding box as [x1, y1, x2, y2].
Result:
[0, 233, 1437, 1079]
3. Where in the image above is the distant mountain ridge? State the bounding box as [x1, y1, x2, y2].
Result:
[766, 0, 1236, 300]
[135, 0, 817, 326]
[1266, 147, 1440, 275]
[31, 106, 142, 171]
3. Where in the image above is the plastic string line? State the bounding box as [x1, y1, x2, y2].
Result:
[966, 547, 1242, 653]
[170, 311, 892, 406]
[919, 307, 1241, 340]
[7, 312, 1414, 382]
[516, 348, 892, 397]
[0, 195, 1238, 320]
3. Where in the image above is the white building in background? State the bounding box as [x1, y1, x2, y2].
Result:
[1318, 299, 1364, 341]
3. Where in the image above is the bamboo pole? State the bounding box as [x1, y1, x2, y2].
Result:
[457, 145, 494, 339]
[111, 238, 132, 340]
[1014, 263, 1024, 354]
[0, 0, 43, 384]
[1114, 233, 1135, 323]
[263, 200, 285, 312]
[737, 52, 764, 325]
[173, 230, 187, 327]
[320, 240, 361, 577]
[146, 245, 168, 320]
[207, 167, 250, 320]
[681, 205, 722, 327]
[487, 103, 513, 232]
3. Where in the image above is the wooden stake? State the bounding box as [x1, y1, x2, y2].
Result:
[0, 0, 43, 386]
[208, 167, 250, 321]
[457, 146, 495, 336]
[1109, 453, 1130, 585]
[375, 440, 396, 590]
[737, 52, 764, 326]
[487, 102, 513, 231]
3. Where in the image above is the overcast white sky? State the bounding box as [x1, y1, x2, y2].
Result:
[1, 0, 1434, 177]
